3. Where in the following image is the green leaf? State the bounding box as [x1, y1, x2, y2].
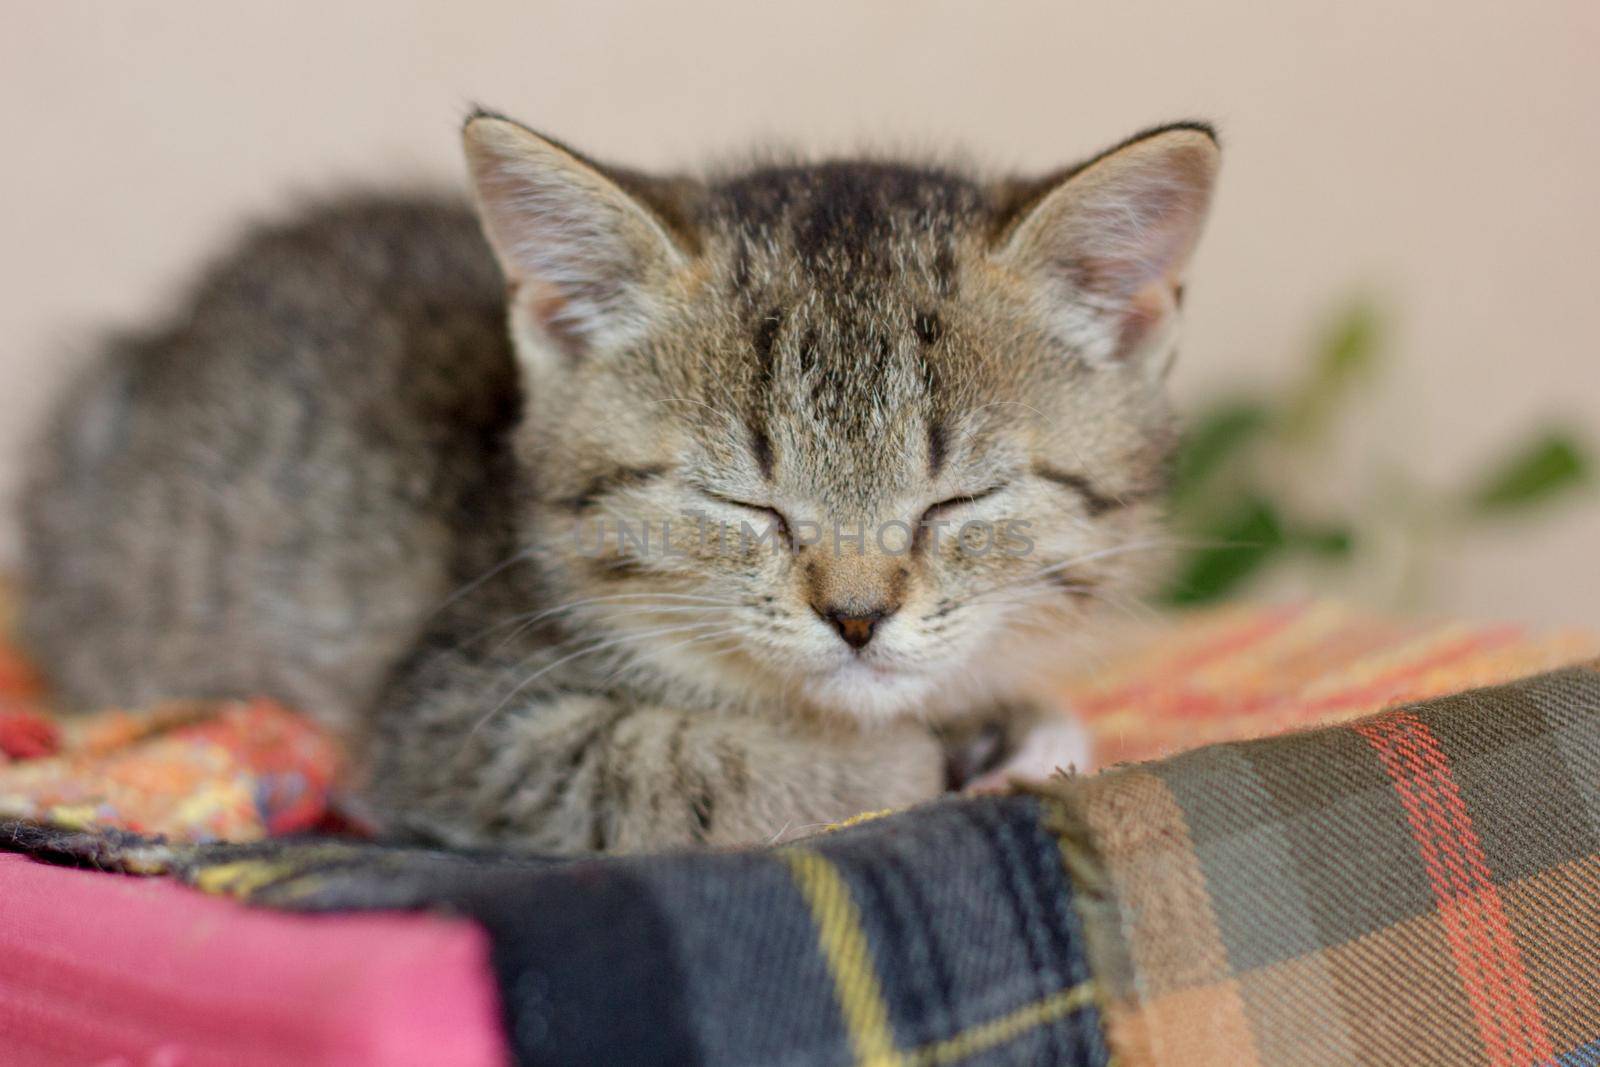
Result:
[1467, 433, 1591, 513]
[1294, 525, 1356, 558]
[1315, 301, 1382, 391]
[1283, 300, 1384, 438]
[1162, 497, 1287, 605]
[1169, 401, 1272, 505]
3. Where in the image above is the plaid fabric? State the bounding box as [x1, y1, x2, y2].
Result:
[4, 567, 1599, 1064]
[1041, 659, 1600, 1066]
[4, 795, 1110, 1067]
[5, 660, 1596, 1066]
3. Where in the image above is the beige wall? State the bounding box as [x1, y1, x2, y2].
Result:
[4, 2, 1597, 624]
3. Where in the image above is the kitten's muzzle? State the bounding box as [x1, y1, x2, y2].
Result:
[817, 605, 892, 650]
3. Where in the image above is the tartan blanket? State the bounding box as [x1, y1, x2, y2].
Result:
[4, 582, 1600, 1065]
[1048, 661, 1600, 1066]
[7, 660, 1600, 1066]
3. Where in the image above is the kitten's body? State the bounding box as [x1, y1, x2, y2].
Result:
[24, 198, 520, 724]
[21, 117, 1217, 851]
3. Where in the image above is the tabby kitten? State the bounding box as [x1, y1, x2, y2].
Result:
[20, 112, 1218, 852]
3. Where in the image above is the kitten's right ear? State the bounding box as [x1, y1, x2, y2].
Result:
[463, 113, 689, 366]
[994, 123, 1219, 378]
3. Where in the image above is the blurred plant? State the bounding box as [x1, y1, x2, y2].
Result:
[1161, 300, 1593, 606]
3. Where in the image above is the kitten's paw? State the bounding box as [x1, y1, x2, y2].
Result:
[965, 707, 1091, 794]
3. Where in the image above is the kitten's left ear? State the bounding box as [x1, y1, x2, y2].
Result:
[463, 113, 692, 368]
[995, 123, 1219, 377]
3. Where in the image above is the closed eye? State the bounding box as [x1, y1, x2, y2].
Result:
[920, 483, 1007, 524]
[1031, 466, 1123, 518]
[700, 490, 792, 544]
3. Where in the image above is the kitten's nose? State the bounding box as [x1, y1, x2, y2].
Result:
[820, 606, 889, 650]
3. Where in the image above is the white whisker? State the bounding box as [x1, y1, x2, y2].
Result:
[429, 547, 533, 615]
[460, 592, 737, 651]
[463, 621, 717, 745]
[954, 537, 1178, 610]
[607, 627, 745, 685]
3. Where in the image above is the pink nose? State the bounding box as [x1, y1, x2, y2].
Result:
[819, 606, 888, 650]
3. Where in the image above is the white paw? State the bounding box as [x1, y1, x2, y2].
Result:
[967, 712, 1092, 793]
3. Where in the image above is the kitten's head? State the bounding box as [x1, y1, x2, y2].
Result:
[463, 113, 1218, 721]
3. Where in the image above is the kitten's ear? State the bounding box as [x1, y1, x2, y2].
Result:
[463, 113, 690, 366]
[995, 124, 1219, 377]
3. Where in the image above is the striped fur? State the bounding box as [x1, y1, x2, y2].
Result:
[20, 114, 1218, 851]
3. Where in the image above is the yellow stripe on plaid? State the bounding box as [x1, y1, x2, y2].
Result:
[784, 847, 1101, 1067]
[782, 849, 905, 1067]
[822, 808, 899, 833]
[904, 981, 1097, 1066]
[193, 858, 304, 898]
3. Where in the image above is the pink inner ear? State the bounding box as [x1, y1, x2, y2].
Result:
[1041, 134, 1216, 313]
[1067, 244, 1185, 363]
[529, 285, 568, 328]
[1115, 279, 1178, 357]
[521, 279, 592, 362]
[1086, 188, 1202, 298]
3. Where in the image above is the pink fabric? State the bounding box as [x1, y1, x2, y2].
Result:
[0, 854, 508, 1066]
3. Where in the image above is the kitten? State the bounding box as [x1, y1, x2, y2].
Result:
[19, 112, 1218, 852]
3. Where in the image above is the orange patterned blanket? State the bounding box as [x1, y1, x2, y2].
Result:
[1058, 602, 1599, 767]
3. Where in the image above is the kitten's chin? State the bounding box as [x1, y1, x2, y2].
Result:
[798, 661, 940, 723]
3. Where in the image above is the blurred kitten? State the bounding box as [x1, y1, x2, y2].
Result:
[20, 112, 1217, 851]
